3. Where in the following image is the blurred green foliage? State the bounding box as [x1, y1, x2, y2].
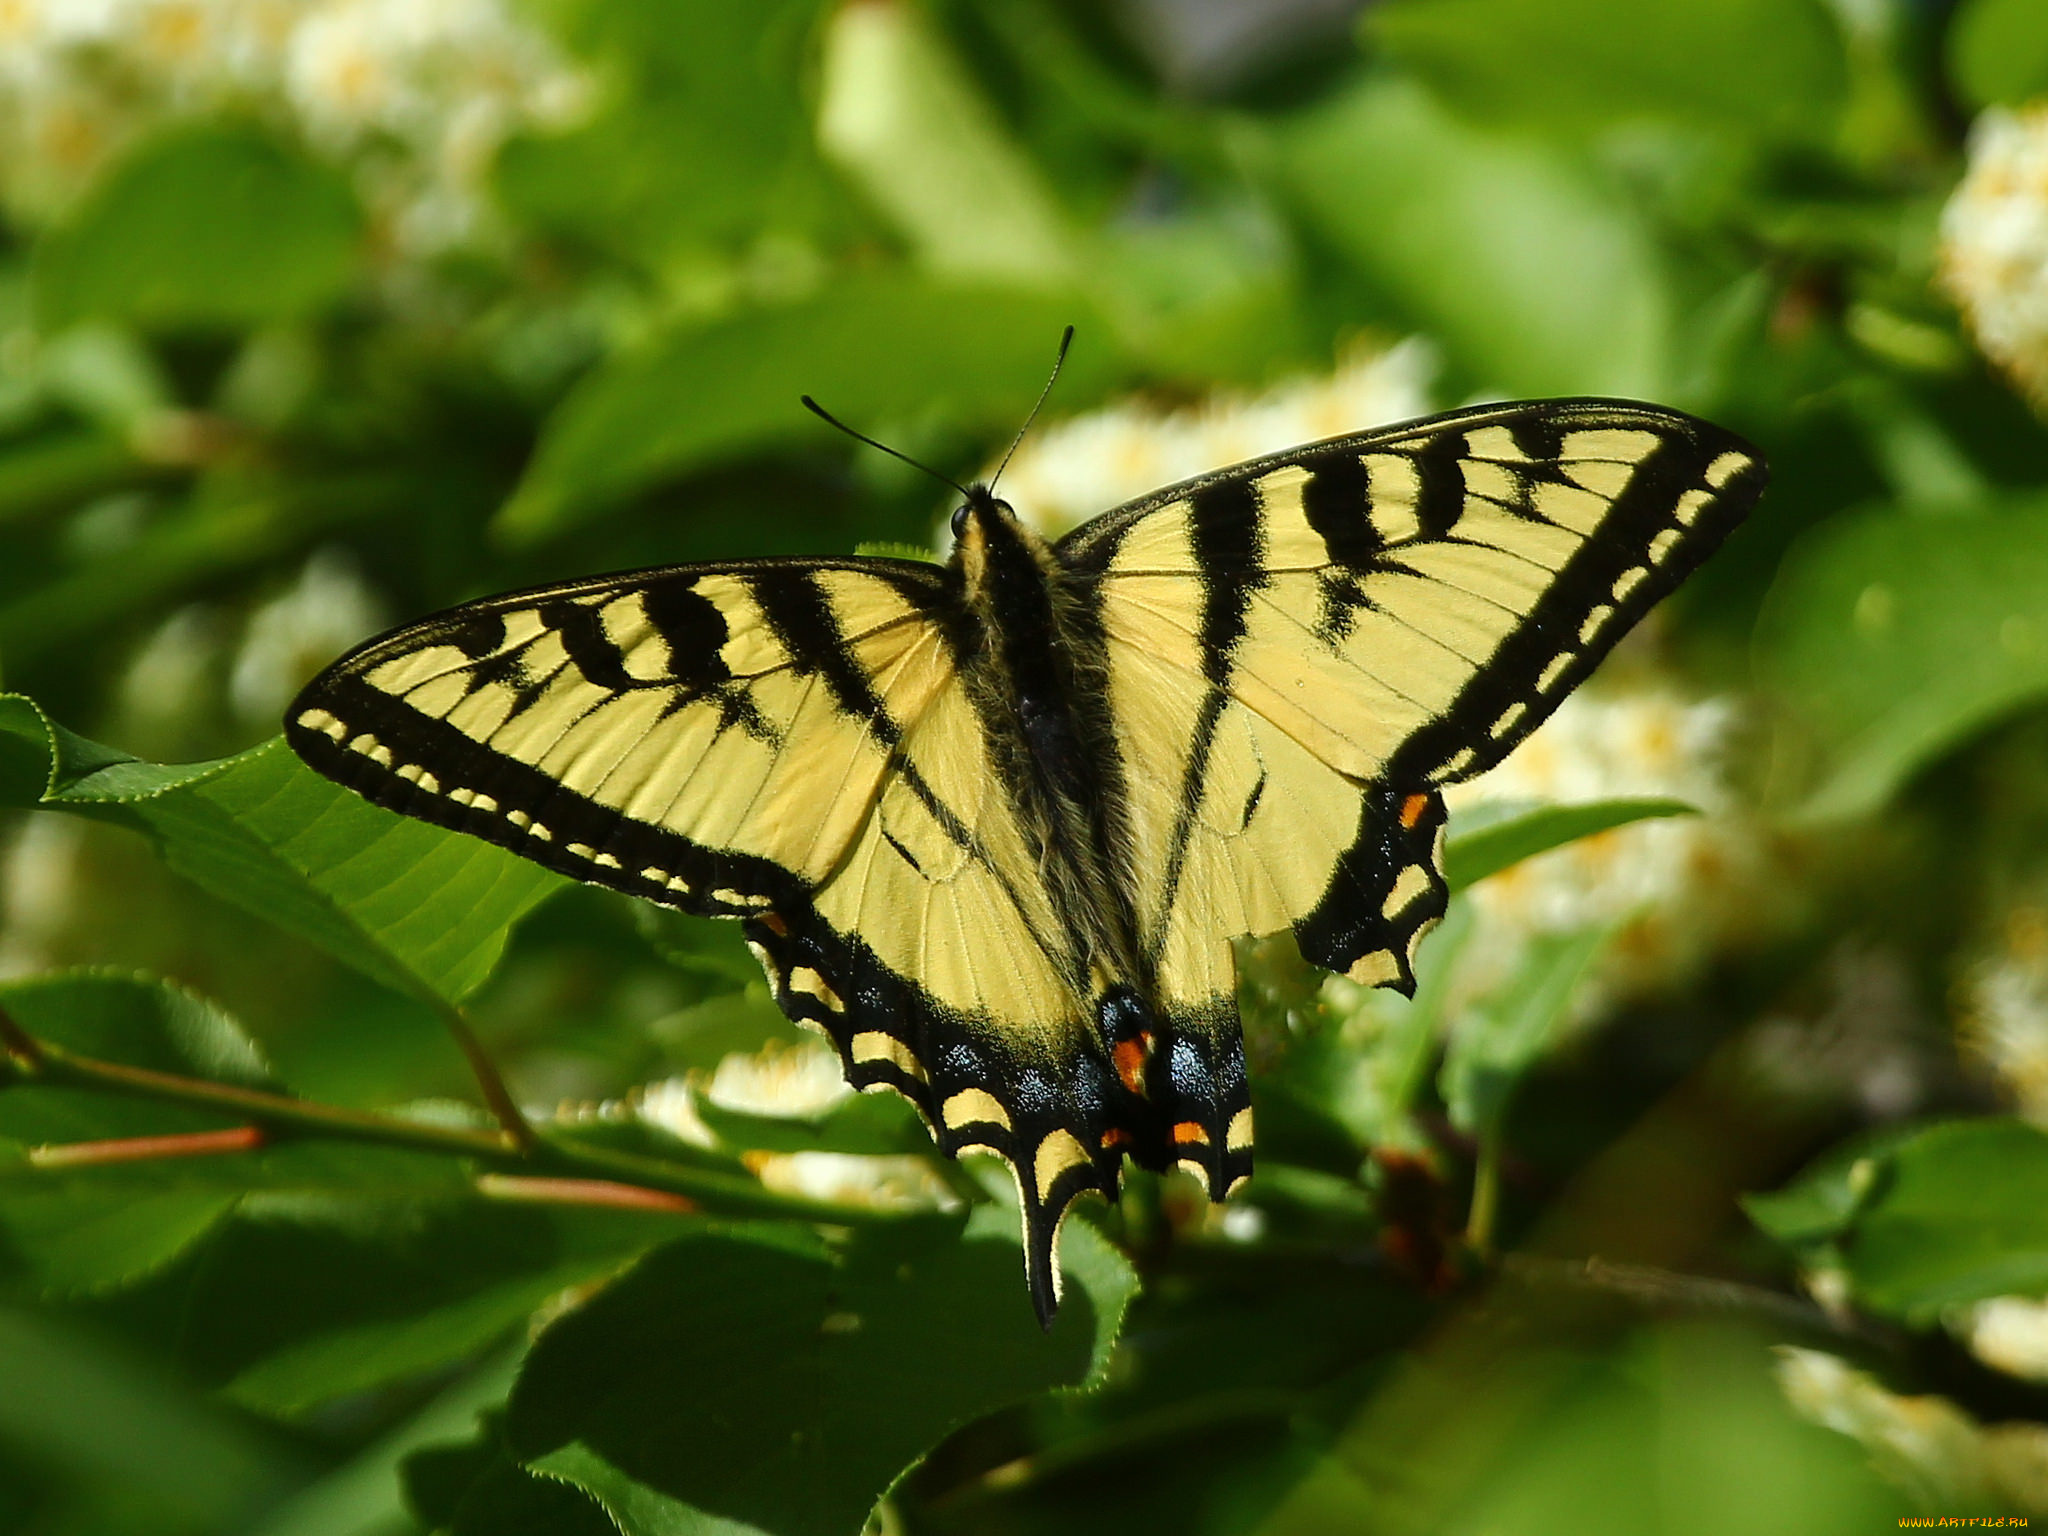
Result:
[4, 0, 2048, 1532]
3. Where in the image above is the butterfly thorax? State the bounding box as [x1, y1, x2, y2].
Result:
[951, 491, 1148, 1014]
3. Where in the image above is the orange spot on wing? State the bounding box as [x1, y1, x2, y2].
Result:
[1100, 1127, 1132, 1150]
[760, 912, 789, 937]
[1172, 1121, 1210, 1146]
[1400, 793, 1430, 829]
[1113, 1036, 1150, 1094]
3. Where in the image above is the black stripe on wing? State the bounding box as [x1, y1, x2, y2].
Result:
[1293, 785, 1449, 997]
[290, 666, 814, 919]
[1385, 419, 1765, 785]
[1059, 399, 1767, 789]
[288, 562, 937, 895]
[1143, 480, 1269, 964]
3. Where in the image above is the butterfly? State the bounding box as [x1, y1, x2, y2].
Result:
[287, 393, 1766, 1324]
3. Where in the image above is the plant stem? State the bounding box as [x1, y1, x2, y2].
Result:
[0, 1006, 43, 1066]
[431, 997, 539, 1153]
[1466, 1130, 1502, 1261]
[1500, 1254, 1880, 1345]
[0, 1011, 907, 1229]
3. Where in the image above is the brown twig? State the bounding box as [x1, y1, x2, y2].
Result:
[29, 1125, 267, 1167]
[475, 1174, 696, 1213]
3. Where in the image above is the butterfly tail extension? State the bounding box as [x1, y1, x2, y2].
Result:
[1292, 786, 1449, 996]
[965, 1048, 1120, 1330]
[1014, 1122, 1116, 1329]
[744, 907, 1123, 1328]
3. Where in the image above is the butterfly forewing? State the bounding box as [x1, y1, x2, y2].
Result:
[292, 562, 939, 910]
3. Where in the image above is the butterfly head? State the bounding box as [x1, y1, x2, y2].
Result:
[949, 483, 1011, 542]
[950, 484, 1059, 606]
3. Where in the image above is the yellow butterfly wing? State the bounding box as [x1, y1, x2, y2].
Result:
[1060, 397, 1767, 1078]
[288, 399, 1768, 1325]
[287, 559, 1120, 1318]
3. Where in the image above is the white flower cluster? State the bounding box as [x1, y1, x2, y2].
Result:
[1959, 1295, 2048, 1384]
[700, 1038, 853, 1119]
[0, 0, 588, 253]
[994, 338, 1436, 538]
[1958, 897, 2048, 1124]
[111, 545, 385, 748]
[1438, 683, 1777, 1032]
[1942, 901, 2048, 1386]
[1777, 1346, 2048, 1512]
[229, 546, 386, 725]
[635, 1039, 959, 1214]
[1940, 103, 2048, 408]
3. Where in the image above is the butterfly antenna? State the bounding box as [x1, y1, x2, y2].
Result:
[989, 324, 1074, 495]
[801, 395, 973, 501]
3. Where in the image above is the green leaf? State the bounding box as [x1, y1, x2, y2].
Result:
[851, 539, 943, 563]
[817, 0, 1076, 281]
[0, 973, 485, 1297]
[0, 1182, 239, 1300]
[0, 695, 563, 1004]
[1751, 1119, 2048, 1320]
[247, 1352, 523, 1536]
[0, 1306, 286, 1533]
[642, 989, 806, 1072]
[1439, 925, 1612, 1137]
[1369, 0, 1846, 143]
[0, 970, 277, 1144]
[1251, 904, 1476, 1159]
[1267, 1321, 1903, 1531]
[496, 276, 1112, 545]
[1753, 501, 2048, 821]
[500, 0, 827, 262]
[0, 972, 268, 1296]
[1950, 0, 2048, 108]
[1742, 1144, 1891, 1249]
[405, 1414, 617, 1536]
[34, 120, 362, 331]
[1444, 798, 1697, 892]
[3, 1117, 675, 1398]
[187, 1196, 689, 1418]
[0, 1133, 497, 1300]
[506, 1209, 1136, 1536]
[1273, 77, 1673, 398]
[691, 1085, 928, 1156]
